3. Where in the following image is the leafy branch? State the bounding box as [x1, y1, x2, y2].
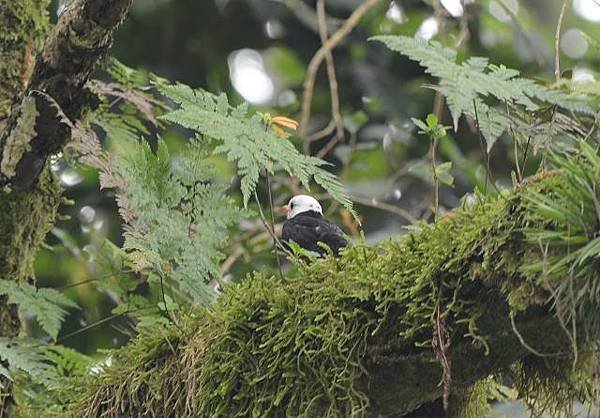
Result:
[157, 82, 355, 216]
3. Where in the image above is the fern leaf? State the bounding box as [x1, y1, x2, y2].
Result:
[371, 35, 594, 150]
[156, 82, 355, 216]
[107, 138, 245, 304]
[0, 338, 56, 388]
[0, 281, 78, 340]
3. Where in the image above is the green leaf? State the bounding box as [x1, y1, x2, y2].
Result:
[156, 81, 355, 216]
[372, 35, 593, 151]
[435, 162, 454, 186]
[0, 338, 56, 388]
[0, 280, 78, 340]
[104, 138, 245, 305]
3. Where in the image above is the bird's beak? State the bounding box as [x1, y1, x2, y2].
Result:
[280, 205, 289, 215]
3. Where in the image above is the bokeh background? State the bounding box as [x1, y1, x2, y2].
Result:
[36, 0, 599, 413]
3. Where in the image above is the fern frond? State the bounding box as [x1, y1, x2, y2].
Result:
[0, 338, 55, 388]
[108, 138, 245, 304]
[0, 281, 78, 340]
[156, 82, 355, 215]
[372, 35, 594, 150]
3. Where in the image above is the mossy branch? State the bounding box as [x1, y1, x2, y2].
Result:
[63, 143, 600, 418]
[0, 0, 133, 192]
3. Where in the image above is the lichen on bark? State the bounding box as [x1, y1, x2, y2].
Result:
[0, 96, 38, 181]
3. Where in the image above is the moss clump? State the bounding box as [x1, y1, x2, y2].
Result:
[62, 144, 600, 417]
[0, 166, 62, 334]
[0, 0, 50, 124]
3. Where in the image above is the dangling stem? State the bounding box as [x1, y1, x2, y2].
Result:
[266, 171, 284, 279]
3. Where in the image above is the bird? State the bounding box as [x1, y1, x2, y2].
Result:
[281, 195, 347, 256]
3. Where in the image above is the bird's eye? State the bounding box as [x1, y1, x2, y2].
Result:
[290, 202, 295, 208]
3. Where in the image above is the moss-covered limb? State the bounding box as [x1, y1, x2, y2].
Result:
[0, 0, 133, 192]
[0, 166, 62, 416]
[0, 2, 52, 413]
[63, 152, 600, 418]
[0, 0, 50, 126]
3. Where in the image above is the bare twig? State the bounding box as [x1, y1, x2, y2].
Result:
[57, 307, 153, 343]
[266, 171, 284, 279]
[253, 189, 292, 268]
[505, 101, 523, 182]
[158, 272, 183, 332]
[272, 0, 342, 35]
[510, 313, 563, 358]
[351, 194, 418, 224]
[555, 0, 571, 82]
[432, 301, 452, 413]
[220, 228, 281, 275]
[317, 0, 344, 146]
[430, 134, 440, 220]
[521, 135, 532, 176]
[300, 0, 382, 143]
[472, 99, 500, 194]
[307, 120, 336, 143]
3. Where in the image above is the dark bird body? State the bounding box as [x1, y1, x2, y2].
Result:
[282, 210, 347, 256]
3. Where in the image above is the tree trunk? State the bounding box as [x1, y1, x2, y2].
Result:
[0, 0, 132, 414]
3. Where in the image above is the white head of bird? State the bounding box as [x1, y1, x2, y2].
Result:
[283, 195, 323, 220]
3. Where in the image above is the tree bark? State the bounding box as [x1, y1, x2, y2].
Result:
[0, 0, 132, 415]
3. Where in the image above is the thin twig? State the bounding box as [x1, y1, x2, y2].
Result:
[430, 134, 440, 220]
[307, 120, 336, 143]
[505, 101, 522, 182]
[316, 134, 343, 158]
[266, 172, 284, 279]
[351, 194, 418, 224]
[555, 0, 571, 82]
[57, 270, 134, 290]
[300, 0, 382, 142]
[472, 99, 501, 194]
[220, 229, 280, 275]
[317, 0, 344, 144]
[510, 313, 563, 358]
[57, 307, 152, 343]
[521, 135, 532, 176]
[253, 190, 292, 262]
[433, 300, 452, 413]
[158, 272, 182, 332]
[273, 0, 343, 35]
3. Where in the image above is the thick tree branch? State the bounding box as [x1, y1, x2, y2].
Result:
[65, 155, 600, 417]
[0, 0, 132, 192]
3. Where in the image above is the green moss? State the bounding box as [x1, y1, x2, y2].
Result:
[0, 0, 50, 124]
[0, 166, 62, 335]
[62, 144, 600, 417]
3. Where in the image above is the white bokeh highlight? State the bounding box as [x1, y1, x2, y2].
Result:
[574, 0, 600, 22]
[228, 49, 275, 105]
[416, 16, 440, 40]
[441, 0, 464, 17]
[561, 28, 589, 59]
